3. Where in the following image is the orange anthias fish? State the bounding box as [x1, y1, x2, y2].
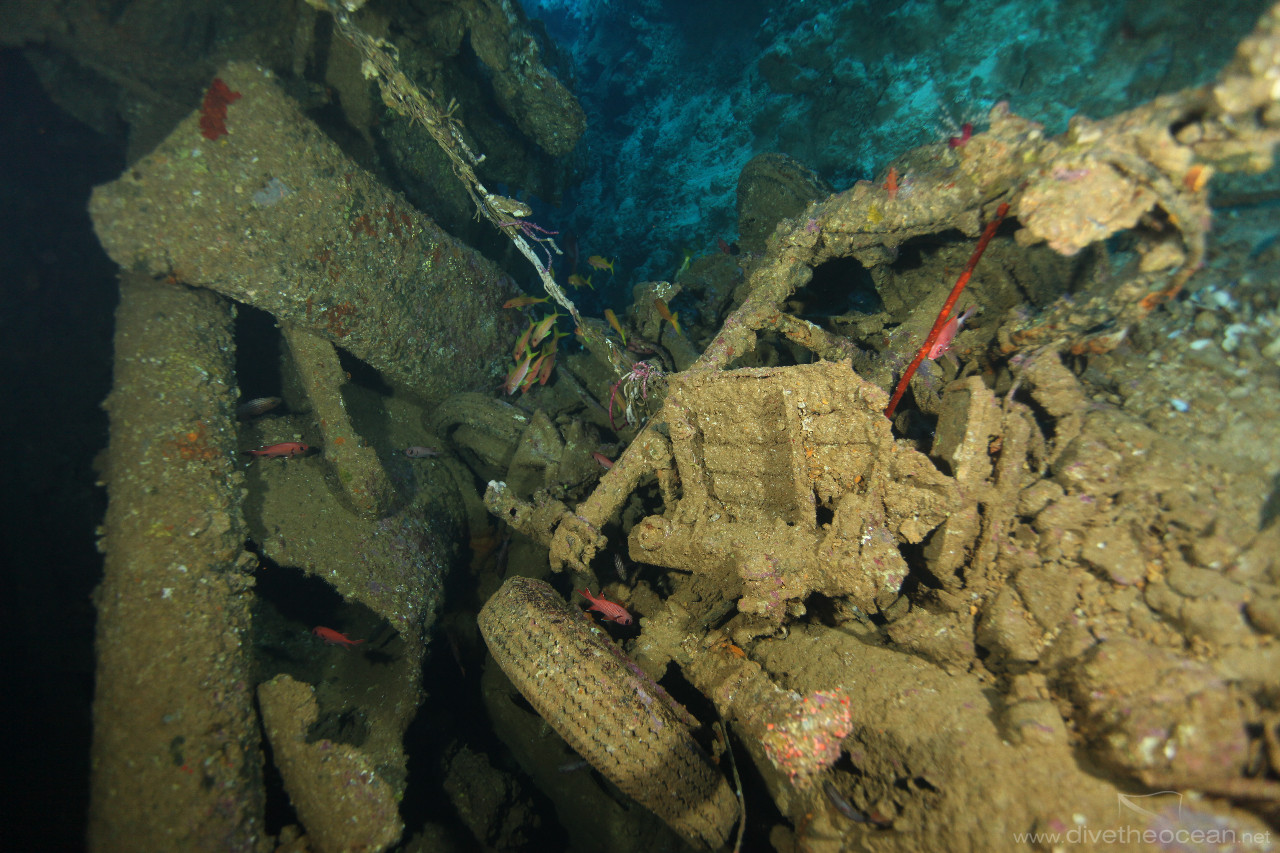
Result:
[312, 626, 366, 648]
[587, 255, 615, 274]
[603, 308, 627, 345]
[654, 298, 682, 335]
[503, 295, 550, 309]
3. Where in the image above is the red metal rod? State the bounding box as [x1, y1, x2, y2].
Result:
[884, 202, 1010, 419]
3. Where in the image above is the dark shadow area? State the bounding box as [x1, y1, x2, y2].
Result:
[790, 255, 882, 320]
[234, 304, 285, 402]
[0, 48, 124, 852]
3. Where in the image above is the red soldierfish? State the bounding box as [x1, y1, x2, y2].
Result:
[927, 305, 978, 359]
[248, 441, 311, 458]
[580, 588, 632, 625]
[884, 166, 899, 200]
[312, 626, 366, 648]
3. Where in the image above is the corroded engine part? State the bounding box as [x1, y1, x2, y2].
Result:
[282, 326, 397, 520]
[464, 0, 587, 158]
[90, 275, 262, 851]
[428, 392, 530, 482]
[244, 451, 457, 806]
[258, 674, 403, 852]
[432, 392, 607, 501]
[89, 61, 524, 403]
[477, 576, 739, 849]
[735, 152, 832, 255]
[630, 361, 956, 615]
[483, 423, 675, 573]
[246, 453, 458, 643]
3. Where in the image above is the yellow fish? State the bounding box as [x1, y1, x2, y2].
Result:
[603, 308, 627, 345]
[503, 295, 549, 309]
[512, 321, 534, 361]
[503, 350, 536, 395]
[544, 327, 569, 352]
[522, 352, 547, 393]
[530, 311, 562, 347]
[568, 273, 594, 290]
[536, 349, 555, 385]
[587, 255, 615, 274]
[654, 298, 682, 335]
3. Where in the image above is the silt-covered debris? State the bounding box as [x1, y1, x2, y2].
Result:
[475, 5, 1280, 849]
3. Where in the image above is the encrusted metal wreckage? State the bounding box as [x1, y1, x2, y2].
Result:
[74, 0, 1280, 850]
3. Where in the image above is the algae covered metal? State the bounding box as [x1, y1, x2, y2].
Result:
[89, 61, 524, 403]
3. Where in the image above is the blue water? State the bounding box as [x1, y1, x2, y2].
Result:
[515, 0, 1260, 297]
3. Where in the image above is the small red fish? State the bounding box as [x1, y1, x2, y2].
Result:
[248, 441, 311, 458]
[312, 626, 366, 648]
[591, 451, 614, 469]
[927, 305, 978, 359]
[580, 588, 632, 625]
[948, 122, 974, 149]
[884, 166, 899, 200]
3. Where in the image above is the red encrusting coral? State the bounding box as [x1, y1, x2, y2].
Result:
[199, 78, 241, 141]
